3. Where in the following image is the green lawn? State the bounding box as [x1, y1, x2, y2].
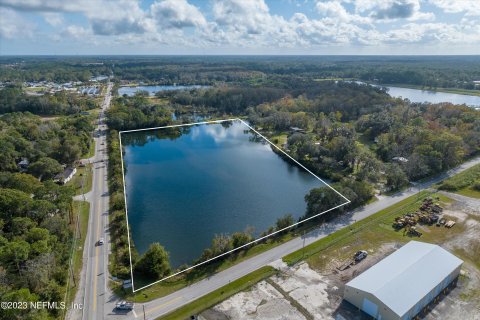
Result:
[158, 266, 276, 320]
[456, 188, 480, 199]
[84, 140, 96, 159]
[25, 86, 46, 92]
[438, 163, 480, 199]
[269, 133, 288, 147]
[283, 191, 456, 267]
[65, 201, 90, 305]
[66, 165, 93, 196]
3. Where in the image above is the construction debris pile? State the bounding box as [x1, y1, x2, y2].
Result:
[392, 197, 456, 237]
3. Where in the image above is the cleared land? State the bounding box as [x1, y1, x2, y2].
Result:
[192, 191, 480, 320]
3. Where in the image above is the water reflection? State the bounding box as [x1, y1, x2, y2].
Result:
[121, 120, 335, 268]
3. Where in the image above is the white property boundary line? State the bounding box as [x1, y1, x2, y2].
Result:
[118, 118, 350, 292]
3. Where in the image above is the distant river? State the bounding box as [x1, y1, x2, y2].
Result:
[122, 120, 332, 268]
[385, 86, 480, 107]
[118, 85, 208, 96]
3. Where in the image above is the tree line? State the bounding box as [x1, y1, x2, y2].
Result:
[0, 112, 94, 176]
[0, 112, 94, 319]
[3, 55, 478, 91]
[0, 86, 97, 115]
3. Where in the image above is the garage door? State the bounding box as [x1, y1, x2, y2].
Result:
[362, 298, 379, 318]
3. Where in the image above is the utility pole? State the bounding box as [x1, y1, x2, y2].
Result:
[77, 209, 82, 239]
[302, 230, 306, 259]
[70, 263, 76, 287]
[143, 304, 146, 320]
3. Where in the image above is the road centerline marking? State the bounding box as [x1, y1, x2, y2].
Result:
[145, 296, 183, 314]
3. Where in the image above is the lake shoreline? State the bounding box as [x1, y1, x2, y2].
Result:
[379, 83, 480, 97]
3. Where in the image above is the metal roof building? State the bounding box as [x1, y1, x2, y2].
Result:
[344, 241, 463, 320]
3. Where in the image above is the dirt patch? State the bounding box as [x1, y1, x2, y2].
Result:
[203, 280, 307, 320]
[270, 263, 334, 320]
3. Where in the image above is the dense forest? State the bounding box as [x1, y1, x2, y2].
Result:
[2, 56, 480, 91]
[0, 112, 94, 319]
[106, 94, 172, 131]
[0, 86, 97, 115]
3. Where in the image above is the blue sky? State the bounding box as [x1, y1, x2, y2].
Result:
[0, 0, 479, 55]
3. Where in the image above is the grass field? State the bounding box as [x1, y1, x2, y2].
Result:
[84, 140, 96, 159]
[438, 163, 480, 199]
[25, 86, 46, 92]
[66, 165, 93, 196]
[65, 201, 90, 305]
[269, 133, 288, 147]
[158, 266, 277, 320]
[283, 190, 456, 267]
[455, 188, 480, 199]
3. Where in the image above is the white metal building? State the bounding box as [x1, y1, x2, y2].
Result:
[344, 241, 463, 320]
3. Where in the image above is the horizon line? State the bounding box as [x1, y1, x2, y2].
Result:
[1, 54, 480, 57]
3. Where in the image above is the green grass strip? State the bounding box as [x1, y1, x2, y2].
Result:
[283, 191, 433, 265]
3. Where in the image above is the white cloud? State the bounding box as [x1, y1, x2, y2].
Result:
[63, 25, 90, 39]
[429, 0, 480, 16]
[385, 22, 480, 44]
[0, 0, 154, 35]
[0, 7, 34, 38]
[316, 1, 371, 23]
[151, 0, 206, 29]
[0, 0, 478, 53]
[42, 12, 64, 26]
[353, 0, 434, 21]
[212, 0, 274, 34]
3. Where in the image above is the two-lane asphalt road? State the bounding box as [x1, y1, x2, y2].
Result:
[70, 82, 113, 320]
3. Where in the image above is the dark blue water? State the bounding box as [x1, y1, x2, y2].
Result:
[118, 85, 207, 96]
[122, 120, 330, 268]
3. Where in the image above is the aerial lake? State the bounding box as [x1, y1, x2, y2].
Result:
[118, 85, 207, 96]
[122, 120, 334, 268]
[385, 86, 480, 107]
